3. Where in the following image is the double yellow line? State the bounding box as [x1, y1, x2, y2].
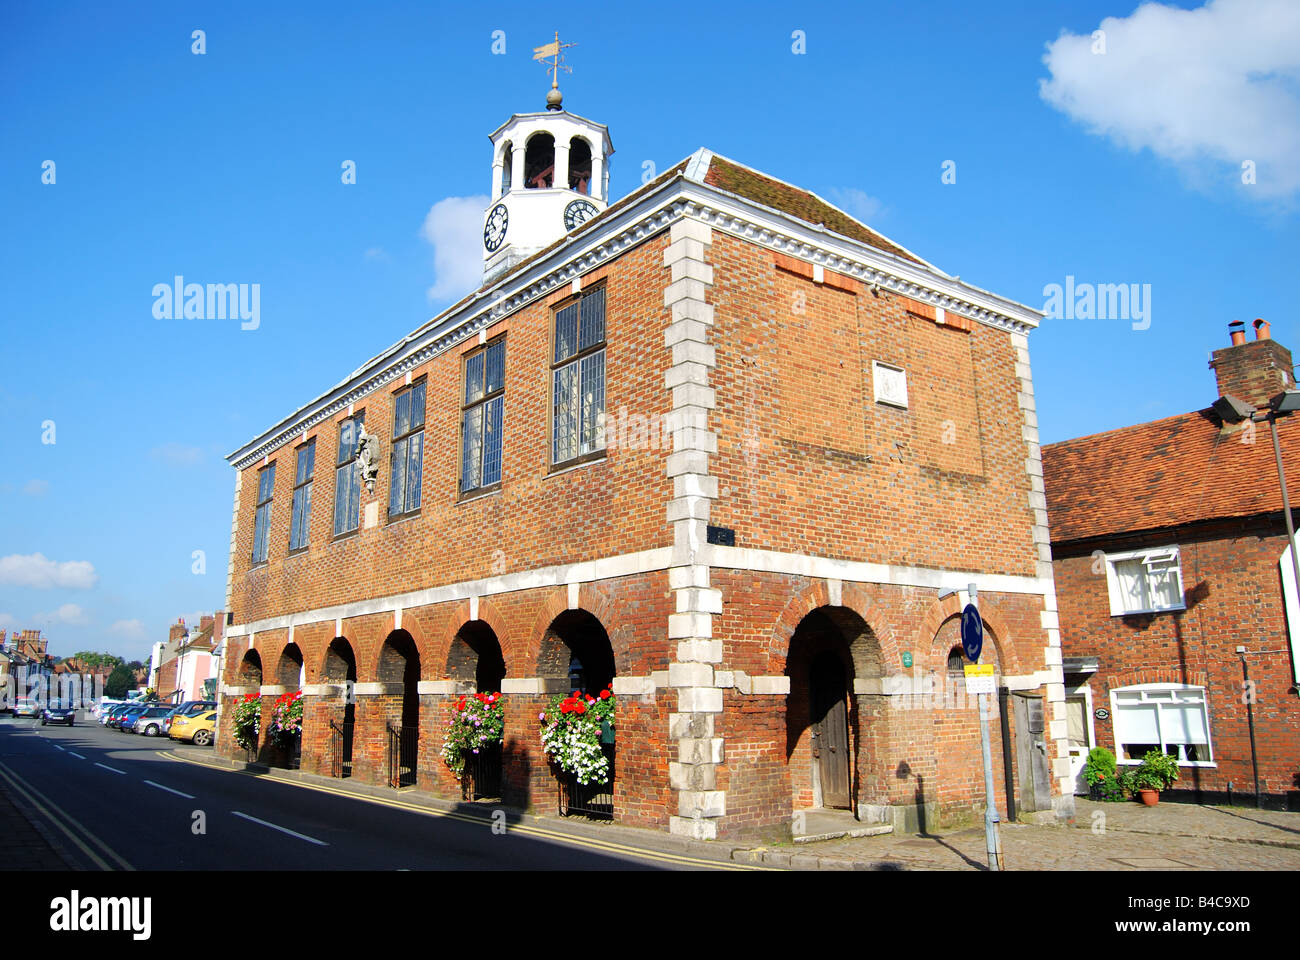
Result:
[162, 749, 765, 871]
[0, 760, 134, 871]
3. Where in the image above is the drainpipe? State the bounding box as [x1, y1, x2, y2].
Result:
[998, 685, 1016, 822]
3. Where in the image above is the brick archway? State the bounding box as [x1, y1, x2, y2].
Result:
[767, 580, 895, 676]
[917, 594, 1020, 676]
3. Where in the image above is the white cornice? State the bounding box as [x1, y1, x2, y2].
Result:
[227, 170, 1043, 471]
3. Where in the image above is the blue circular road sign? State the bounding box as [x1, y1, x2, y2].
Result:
[961, 604, 983, 662]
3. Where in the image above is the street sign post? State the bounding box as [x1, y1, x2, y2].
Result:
[967, 583, 1003, 871]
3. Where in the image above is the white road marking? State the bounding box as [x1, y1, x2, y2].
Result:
[68, 752, 86, 760]
[53, 744, 65, 751]
[94, 762, 126, 775]
[143, 780, 195, 799]
[231, 811, 328, 846]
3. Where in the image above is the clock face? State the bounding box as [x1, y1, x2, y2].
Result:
[564, 199, 599, 231]
[483, 203, 509, 252]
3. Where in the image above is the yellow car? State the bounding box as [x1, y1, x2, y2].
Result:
[168, 709, 217, 745]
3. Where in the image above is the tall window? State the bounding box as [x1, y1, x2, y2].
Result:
[289, 439, 315, 551]
[390, 381, 425, 517]
[1103, 546, 1185, 615]
[461, 339, 505, 494]
[1111, 684, 1213, 764]
[334, 413, 365, 537]
[551, 285, 606, 467]
[252, 463, 275, 564]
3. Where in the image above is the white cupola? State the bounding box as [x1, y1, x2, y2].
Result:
[481, 84, 613, 283]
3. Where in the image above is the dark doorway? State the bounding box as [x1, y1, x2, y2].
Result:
[324, 638, 357, 779]
[810, 651, 851, 809]
[379, 631, 420, 788]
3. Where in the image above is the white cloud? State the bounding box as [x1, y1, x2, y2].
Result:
[149, 443, 206, 467]
[1039, 0, 1300, 203]
[0, 553, 98, 589]
[827, 188, 884, 223]
[364, 247, 389, 261]
[421, 195, 490, 302]
[0, 613, 16, 630]
[22, 479, 49, 497]
[35, 603, 90, 626]
[109, 619, 147, 641]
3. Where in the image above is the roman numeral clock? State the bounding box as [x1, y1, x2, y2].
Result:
[479, 33, 613, 283]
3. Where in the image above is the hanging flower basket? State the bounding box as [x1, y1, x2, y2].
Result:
[231, 693, 261, 752]
[539, 687, 615, 786]
[442, 692, 505, 780]
[268, 689, 304, 750]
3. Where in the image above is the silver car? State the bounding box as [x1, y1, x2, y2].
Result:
[131, 705, 175, 737]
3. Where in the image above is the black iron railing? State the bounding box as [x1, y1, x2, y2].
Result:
[387, 723, 418, 788]
[559, 743, 614, 820]
[330, 719, 354, 779]
[462, 742, 503, 801]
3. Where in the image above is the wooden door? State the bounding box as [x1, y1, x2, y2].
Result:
[811, 652, 851, 809]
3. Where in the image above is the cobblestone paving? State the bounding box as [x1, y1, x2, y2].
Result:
[798, 800, 1300, 870]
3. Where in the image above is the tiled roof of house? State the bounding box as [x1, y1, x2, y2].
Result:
[1042, 408, 1300, 543]
[701, 156, 924, 264]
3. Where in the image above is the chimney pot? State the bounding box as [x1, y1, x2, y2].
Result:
[1229, 320, 1246, 346]
[1254, 318, 1271, 340]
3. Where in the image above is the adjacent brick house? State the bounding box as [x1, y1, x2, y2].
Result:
[218, 89, 1071, 839]
[1043, 320, 1300, 807]
[151, 616, 223, 703]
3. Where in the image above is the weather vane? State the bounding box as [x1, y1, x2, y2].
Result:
[533, 31, 577, 110]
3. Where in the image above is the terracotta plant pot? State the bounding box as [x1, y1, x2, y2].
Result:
[1138, 788, 1159, 806]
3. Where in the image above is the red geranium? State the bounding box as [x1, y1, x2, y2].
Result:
[574, 701, 586, 715]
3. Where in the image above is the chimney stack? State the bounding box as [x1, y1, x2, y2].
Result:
[1210, 320, 1293, 407]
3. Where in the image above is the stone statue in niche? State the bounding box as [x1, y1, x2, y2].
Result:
[356, 423, 381, 494]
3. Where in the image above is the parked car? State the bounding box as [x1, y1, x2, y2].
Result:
[93, 699, 124, 720]
[14, 698, 41, 719]
[40, 700, 76, 726]
[169, 709, 217, 746]
[130, 705, 175, 737]
[110, 704, 148, 730]
[162, 700, 216, 735]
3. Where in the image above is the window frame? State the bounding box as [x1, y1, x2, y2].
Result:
[288, 438, 315, 554]
[548, 284, 607, 471]
[332, 411, 366, 541]
[1103, 545, 1186, 616]
[459, 336, 506, 500]
[251, 462, 276, 565]
[1109, 683, 1215, 767]
[388, 379, 426, 521]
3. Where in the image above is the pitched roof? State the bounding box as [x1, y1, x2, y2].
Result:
[700, 155, 925, 264]
[1042, 408, 1300, 543]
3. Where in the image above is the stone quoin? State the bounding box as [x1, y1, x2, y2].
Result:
[218, 77, 1073, 840]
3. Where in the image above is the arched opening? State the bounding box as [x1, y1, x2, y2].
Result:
[932, 614, 1009, 824]
[524, 133, 554, 189]
[539, 609, 616, 818]
[785, 606, 882, 818]
[379, 630, 420, 788]
[568, 137, 593, 194]
[323, 638, 357, 778]
[447, 621, 507, 799]
[275, 643, 304, 689]
[499, 140, 513, 196]
[238, 649, 262, 687]
[273, 643, 305, 768]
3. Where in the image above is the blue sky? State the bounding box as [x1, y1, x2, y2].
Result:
[2, 0, 1296, 661]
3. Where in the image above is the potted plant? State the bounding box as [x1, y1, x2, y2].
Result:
[441, 692, 505, 780]
[538, 686, 615, 786]
[1083, 746, 1128, 802]
[1131, 749, 1180, 805]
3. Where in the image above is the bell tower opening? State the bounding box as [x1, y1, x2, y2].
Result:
[525, 133, 555, 189]
[568, 137, 592, 195]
